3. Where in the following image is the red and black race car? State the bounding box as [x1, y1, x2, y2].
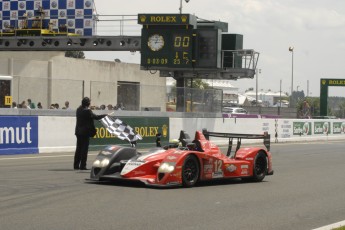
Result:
[90, 129, 273, 187]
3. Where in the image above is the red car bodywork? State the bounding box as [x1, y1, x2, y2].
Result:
[90, 130, 273, 187]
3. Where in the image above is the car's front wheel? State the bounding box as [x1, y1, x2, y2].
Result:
[182, 155, 199, 187]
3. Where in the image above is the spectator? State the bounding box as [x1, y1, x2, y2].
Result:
[64, 101, 70, 109]
[21, 100, 28, 109]
[302, 100, 311, 118]
[50, 104, 55, 109]
[107, 104, 113, 110]
[12, 101, 17, 109]
[74, 97, 107, 170]
[55, 103, 60, 109]
[27, 99, 35, 109]
[116, 103, 124, 110]
[37, 102, 43, 109]
[100, 104, 106, 110]
[155, 133, 162, 147]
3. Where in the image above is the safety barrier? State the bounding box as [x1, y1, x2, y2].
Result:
[1, 111, 345, 155]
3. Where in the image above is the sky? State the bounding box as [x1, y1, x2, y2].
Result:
[86, 0, 345, 97]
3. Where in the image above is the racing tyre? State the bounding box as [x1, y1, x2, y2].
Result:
[252, 151, 268, 182]
[182, 155, 200, 187]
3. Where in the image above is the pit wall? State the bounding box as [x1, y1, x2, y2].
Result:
[0, 115, 344, 155]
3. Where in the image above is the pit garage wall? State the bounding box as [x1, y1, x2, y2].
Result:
[0, 116, 345, 155]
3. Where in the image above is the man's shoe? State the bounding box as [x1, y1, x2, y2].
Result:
[80, 168, 89, 170]
[74, 167, 79, 170]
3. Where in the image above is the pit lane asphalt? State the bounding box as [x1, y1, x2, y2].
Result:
[1, 141, 345, 230]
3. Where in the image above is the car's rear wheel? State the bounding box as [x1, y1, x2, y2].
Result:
[252, 151, 267, 182]
[182, 155, 199, 187]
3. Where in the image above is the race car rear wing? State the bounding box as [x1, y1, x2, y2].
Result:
[202, 129, 270, 157]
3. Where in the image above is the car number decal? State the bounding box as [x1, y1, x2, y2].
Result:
[212, 160, 223, 178]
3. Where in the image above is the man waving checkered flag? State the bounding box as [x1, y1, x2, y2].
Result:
[100, 115, 142, 144]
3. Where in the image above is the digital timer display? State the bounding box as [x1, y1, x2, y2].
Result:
[141, 28, 194, 69]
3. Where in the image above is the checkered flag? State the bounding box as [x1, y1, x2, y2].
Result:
[100, 115, 142, 143]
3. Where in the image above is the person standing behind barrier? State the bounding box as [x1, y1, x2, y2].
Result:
[37, 102, 43, 109]
[64, 101, 70, 109]
[74, 97, 107, 170]
[155, 133, 162, 147]
[27, 99, 35, 109]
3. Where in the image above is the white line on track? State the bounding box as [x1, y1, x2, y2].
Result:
[312, 220, 345, 230]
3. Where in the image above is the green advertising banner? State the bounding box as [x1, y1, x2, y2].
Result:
[293, 122, 312, 135]
[90, 117, 169, 150]
[333, 122, 345, 134]
[314, 121, 330, 135]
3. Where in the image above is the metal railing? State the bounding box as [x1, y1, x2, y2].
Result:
[4, 75, 223, 113]
[222, 49, 260, 71]
[93, 15, 140, 36]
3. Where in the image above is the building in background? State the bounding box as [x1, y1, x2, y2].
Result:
[0, 51, 166, 110]
[245, 89, 288, 107]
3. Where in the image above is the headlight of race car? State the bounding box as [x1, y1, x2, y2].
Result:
[92, 158, 110, 168]
[158, 162, 176, 173]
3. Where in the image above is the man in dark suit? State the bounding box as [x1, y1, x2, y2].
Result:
[74, 97, 106, 170]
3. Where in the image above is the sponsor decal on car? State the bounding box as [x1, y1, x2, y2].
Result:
[241, 165, 249, 169]
[212, 172, 224, 178]
[245, 158, 253, 161]
[138, 150, 165, 161]
[133, 170, 146, 175]
[167, 156, 177, 160]
[241, 169, 249, 175]
[226, 164, 237, 172]
[204, 164, 212, 174]
[121, 160, 144, 175]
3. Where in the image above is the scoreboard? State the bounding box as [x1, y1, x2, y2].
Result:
[138, 14, 197, 69]
[141, 28, 193, 68]
[138, 14, 222, 70]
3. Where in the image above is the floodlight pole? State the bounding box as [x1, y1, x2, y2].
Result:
[179, 0, 190, 14]
[289, 46, 294, 107]
[179, 0, 182, 13]
[256, 69, 261, 106]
